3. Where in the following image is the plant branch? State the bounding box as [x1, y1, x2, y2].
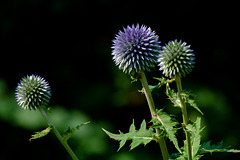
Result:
[139, 71, 169, 160]
[39, 107, 79, 160]
[175, 76, 192, 160]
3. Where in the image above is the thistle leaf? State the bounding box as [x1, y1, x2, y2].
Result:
[188, 117, 204, 158]
[153, 77, 175, 88]
[29, 127, 51, 141]
[102, 120, 155, 151]
[171, 117, 204, 159]
[182, 91, 203, 115]
[166, 84, 203, 115]
[199, 141, 240, 154]
[172, 117, 240, 159]
[152, 109, 181, 153]
[63, 121, 90, 141]
[166, 84, 181, 108]
[138, 77, 174, 93]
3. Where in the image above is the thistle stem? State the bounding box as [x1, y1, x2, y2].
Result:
[175, 76, 192, 160]
[139, 71, 169, 160]
[39, 107, 79, 160]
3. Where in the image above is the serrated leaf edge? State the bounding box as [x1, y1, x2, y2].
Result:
[102, 120, 154, 151]
[29, 127, 52, 141]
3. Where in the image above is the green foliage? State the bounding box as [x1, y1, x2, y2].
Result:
[166, 83, 203, 115]
[104, 75, 240, 159]
[174, 117, 203, 160]
[63, 121, 91, 141]
[181, 91, 203, 115]
[199, 141, 240, 154]
[151, 109, 181, 153]
[188, 117, 204, 158]
[166, 83, 180, 108]
[153, 77, 175, 88]
[172, 117, 240, 159]
[102, 120, 155, 151]
[138, 77, 174, 93]
[29, 127, 52, 141]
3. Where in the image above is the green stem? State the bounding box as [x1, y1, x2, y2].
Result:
[139, 71, 169, 160]
[175, 76, 192, 160]
[39, 107, 79, 160]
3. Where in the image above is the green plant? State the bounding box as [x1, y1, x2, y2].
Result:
[13, 24, 240, 160]
[103, 24, 240, 159]
[15, 75, 89, 160]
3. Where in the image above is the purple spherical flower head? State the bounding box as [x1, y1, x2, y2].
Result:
[112, 24, 161, 76]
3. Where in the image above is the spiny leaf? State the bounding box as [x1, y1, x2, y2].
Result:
[171, 117, 204, 160]
[63, 121, 90, 141]
[151, 109, 181, 153]
[166, 84, 203, 115]
[173, 117, 240, 159]
[29, 127, 51, 141]
[166, 83, 181, 108]
[138, 77, 175, 93]
[188, 117, 205, 158]
[102, 120, 155, 151]
[153, 77, 175, 88]
[199, 141, 240, 154]
[182, 91, 203, 115]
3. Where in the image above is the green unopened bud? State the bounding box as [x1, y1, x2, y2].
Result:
[15, 75, 51, 110]
[158, 40, 195, 78]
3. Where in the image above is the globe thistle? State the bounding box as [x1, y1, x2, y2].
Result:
[158, 40, 195, 78]
[111, 24, 161, 76]
[16, 75, 51, 110]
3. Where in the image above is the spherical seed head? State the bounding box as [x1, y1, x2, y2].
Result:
[15, 75, 51, 110]
[112, 24, 161, 76]
[158, 40, 195, 78]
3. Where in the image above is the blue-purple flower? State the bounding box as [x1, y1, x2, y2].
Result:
[16, 75, 51, 110]
[158, 40, 195, 78]
[112, 24, 161, 76]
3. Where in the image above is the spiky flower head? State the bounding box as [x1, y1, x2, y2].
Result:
[158, 40, 195, 78]
[15, 75, 51, 110]
[112, 24, 161, 76]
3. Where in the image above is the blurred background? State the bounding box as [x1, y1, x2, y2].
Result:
[0, 0, 239, 159]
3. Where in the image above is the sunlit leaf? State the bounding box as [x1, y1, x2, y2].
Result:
[166, 84, 203, 115]
[151, 109, 181, 153]
[189, 117, 204, 158]
[102, 120, 155, 151]
[166, 83, 181, 108]
[153, 77, 175, 88]
[29, 127, 51, 141]
[171, 117, 204, 159]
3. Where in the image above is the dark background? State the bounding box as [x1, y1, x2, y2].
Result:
[0, 0, 239, 159]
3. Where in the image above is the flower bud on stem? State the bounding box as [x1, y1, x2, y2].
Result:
[15, 75, 79, 160]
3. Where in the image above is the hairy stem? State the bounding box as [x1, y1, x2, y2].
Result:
[175, 76, 192, 160]
[139, 71, 169, 160]
[39, 107, 79, 160]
